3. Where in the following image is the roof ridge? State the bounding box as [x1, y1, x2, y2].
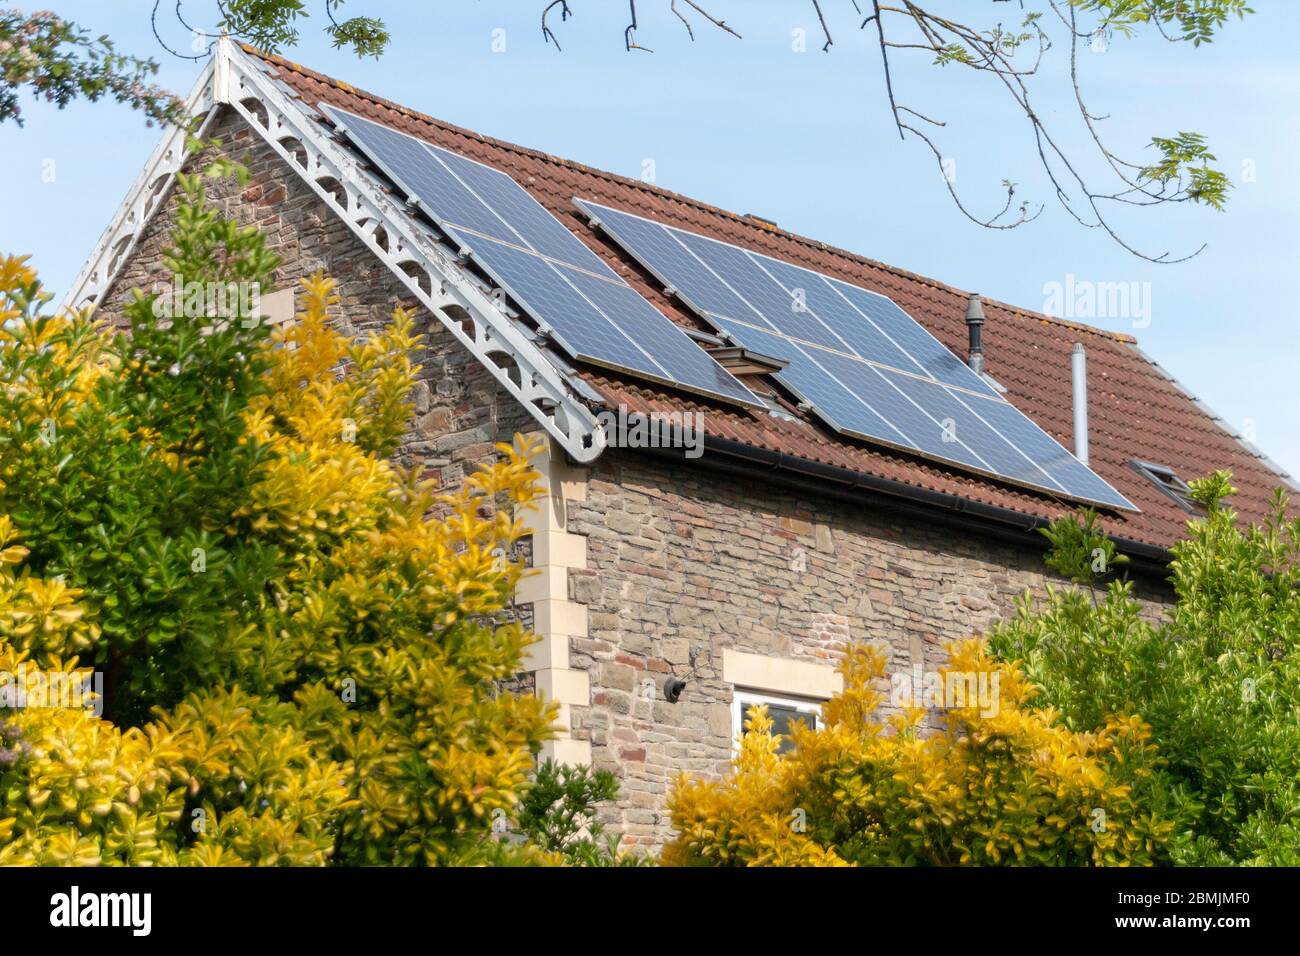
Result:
[239, 43, 1136, 347]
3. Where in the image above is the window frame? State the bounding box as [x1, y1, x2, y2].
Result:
[1130, 459, 1203, 513]
[731, 688, 824, 755]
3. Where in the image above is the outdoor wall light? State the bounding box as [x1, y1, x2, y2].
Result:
[663, 677, 687, 703]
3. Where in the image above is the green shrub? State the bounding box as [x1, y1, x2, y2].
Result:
[989, 475, 1300, 865]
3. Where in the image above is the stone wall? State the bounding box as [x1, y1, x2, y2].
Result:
[561, 448, 1172, 848]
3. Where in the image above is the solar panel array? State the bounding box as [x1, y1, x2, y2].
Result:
[321, 104, 757, 407]
[576, 199, 1135, 511]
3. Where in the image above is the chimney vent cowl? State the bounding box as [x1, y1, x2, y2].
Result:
[965, 294, 986, 375]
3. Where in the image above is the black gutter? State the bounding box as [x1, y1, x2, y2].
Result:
[622, 428, 1173, 583]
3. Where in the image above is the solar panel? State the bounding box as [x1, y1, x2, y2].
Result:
[321, 104, 757, 408]
[576, 198, 1136, 511]
[711, 317, 910, 446]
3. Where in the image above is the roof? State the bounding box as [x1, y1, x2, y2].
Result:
[226, 46, 1300, 551]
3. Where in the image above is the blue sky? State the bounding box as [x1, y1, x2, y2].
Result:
[3, 1, 1296, 479]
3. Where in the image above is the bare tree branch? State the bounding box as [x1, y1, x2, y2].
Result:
[625, 0, 654, 52]
[542, 0, 571, 50]
[681, 0, 741, 39]
[812, 0, 833, 51]
[865, 3, 903, 141]
[852, 0, 1214, 261]
[160, 0, 1246, 262]
[153, 1, 215, 60]
[671, 0, 695, 40]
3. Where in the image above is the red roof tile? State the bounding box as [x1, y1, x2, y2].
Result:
[242, 45, 1294, 552]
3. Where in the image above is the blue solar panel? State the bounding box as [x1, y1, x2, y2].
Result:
[825, 279, 994, 395]
[671, 232, 842, 348]
[425, 143, 620, 279]
[446, 230, 658, 374]
[883, 371, 1068, 492]
[578, 198, 1136, 511]
[323, 104, 756, 408]
[321, 106, 517, 245]
[961, 392, 1132, 510]
[712, 319, 908, 445]
[579, 204, 766, 324]
[810, 348, 991, 470]
[749, 257, 921, 370]
[558, 265, 757, 401]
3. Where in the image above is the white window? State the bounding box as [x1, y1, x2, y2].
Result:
[1130, 459, 1204, 513]
[731, 689, 822, 755]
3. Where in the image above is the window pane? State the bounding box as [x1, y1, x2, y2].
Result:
[741, 703, 817, 754]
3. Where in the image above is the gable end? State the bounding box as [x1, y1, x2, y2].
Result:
[63, 37, 607, 465]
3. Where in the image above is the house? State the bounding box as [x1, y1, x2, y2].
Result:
[66, 38, 1296, 849]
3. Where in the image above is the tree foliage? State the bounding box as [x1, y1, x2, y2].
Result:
[0, 160, 562, 865]
[664, 639, 1172, 866]
[514, 759, 648, 866]
[0, 8, 184, 126]
[989, 475, 1300, 865]
[213, 0, 389, 59]
[1073, 0, 1253, 45]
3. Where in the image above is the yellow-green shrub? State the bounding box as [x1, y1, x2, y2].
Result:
[0, 163, 556, 864]
[665, 640, 1172, 866]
